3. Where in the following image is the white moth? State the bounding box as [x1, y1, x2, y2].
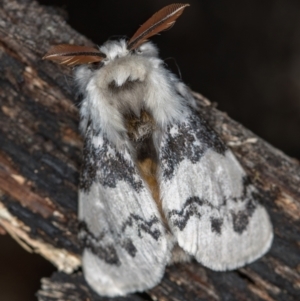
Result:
[44, 3, 273, 297]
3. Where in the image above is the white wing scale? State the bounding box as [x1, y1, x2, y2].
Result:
[159, 110, 273, 270]
[79, 126, 169, 297]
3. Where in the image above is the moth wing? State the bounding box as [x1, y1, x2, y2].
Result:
[159, 110, 273, 270]
[79, 128, 169, 297]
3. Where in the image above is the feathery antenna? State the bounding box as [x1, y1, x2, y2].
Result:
[43, 44, 106, 67]
[127, 3, 190, 50]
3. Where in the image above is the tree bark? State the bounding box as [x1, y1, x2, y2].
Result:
[0, 0, 299, 300]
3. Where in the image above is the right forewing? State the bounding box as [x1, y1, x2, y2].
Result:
[79, 127, 169, 297]
[158, 110, 273, 271]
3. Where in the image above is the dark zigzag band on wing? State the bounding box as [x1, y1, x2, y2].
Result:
[79, 221, 121, 265]
[80, 127, 143, 192]
[168, 196, 257, 234]
[121, 214, 161, 240]
[167, 177, 259, 234]
[79, 214, 162, 265]
[160, 110, 227, 180]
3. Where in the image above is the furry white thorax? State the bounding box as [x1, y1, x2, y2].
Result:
[75, 40, 192, 148]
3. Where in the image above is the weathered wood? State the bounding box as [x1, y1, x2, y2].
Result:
[0, 0, 299, 300]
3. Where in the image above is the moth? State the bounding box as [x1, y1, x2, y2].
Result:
[44, 3, 273, 297]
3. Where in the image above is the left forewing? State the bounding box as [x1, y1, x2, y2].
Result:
[158, 110, 273, 271]
[79, 127, 169, 296]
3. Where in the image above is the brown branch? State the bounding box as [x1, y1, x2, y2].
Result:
[0, 1, 299, 300]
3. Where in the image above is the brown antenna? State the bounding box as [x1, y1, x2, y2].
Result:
[127, 3, 190, 50]
[43, 44, 106, 67]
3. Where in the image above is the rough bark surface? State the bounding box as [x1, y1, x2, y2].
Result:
[0, 0, 299, 300]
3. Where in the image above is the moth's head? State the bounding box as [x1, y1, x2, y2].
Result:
[43, 3, 189, 67]
[99, 39, 159, 62]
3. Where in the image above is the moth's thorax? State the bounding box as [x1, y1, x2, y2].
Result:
[93, 54, 152, 116]
[76, 40, 189, 147]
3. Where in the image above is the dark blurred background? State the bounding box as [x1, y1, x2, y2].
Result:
[1, 0, 300, 300]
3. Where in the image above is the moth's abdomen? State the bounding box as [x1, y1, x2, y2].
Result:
[137, 158, 160, 211]
[124, 110, 163, 216]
